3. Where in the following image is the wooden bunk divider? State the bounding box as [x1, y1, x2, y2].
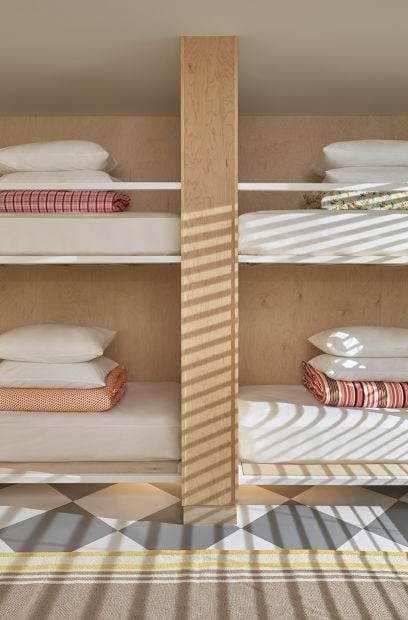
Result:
[181, 36, 238, 524]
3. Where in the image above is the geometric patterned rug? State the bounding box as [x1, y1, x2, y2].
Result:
[0, 549, 406, 620]
[0, 483, 406, 552]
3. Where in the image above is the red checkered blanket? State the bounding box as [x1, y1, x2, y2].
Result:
[0, 191, 130, 213]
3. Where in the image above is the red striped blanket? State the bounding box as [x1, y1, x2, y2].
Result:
[0, 191, 130, 213]
[303, 361, 408, 408]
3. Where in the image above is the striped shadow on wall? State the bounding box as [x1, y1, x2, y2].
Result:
[181, 37, 238, 524]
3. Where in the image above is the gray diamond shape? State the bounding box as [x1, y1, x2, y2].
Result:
[364, 502, 408, 547]
[49, 483, 115, 501]
[364, 486, 408, 500]
[244, 502, 361, 549]
[141, 502, 183, 524]
[0, 502, 115, 551]
[122, 521, 238, 550]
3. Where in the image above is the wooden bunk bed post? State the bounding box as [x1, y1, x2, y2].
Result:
[181, 36, 238, 524]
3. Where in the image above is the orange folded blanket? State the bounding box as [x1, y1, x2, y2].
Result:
[0, 367, 127, 412]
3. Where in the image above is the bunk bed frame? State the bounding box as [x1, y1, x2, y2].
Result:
[0, 36, 407, 525]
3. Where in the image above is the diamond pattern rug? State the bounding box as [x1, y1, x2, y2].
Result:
[0, 483, 406, 552]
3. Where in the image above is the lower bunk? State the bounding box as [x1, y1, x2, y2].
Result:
[0, 382, 181, 483]
[2, 382, 407, 488]
[239, 385, 408, 486]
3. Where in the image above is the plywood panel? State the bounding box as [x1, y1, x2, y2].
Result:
[239, 264, 385, 385]
[238, 116, 408, 385]
[0, 265, 180, 381]
[0, 116, 181, 213]
[181, 37, 238, 516]
[239, 115, 408, 213]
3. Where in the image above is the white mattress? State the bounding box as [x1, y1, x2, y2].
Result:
[0, 382, 180, 462]
[239, 385, 408, 463]
[0, 213, 180, 256]
[239, 210, 408, 256]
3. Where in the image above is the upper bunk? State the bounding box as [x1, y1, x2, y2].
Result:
[238, 188, 408, 265]
[0, 182, 182, 265]
[2, 126, 408, 266]
[0, 136, 182, 264]
[238, 137, 408, 265]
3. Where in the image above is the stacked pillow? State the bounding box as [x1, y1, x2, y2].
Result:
[307, 140, 408, 211]
[0, 141, 130, 213]
[0, 324, 127, 411]
[304, 326, 408, 408]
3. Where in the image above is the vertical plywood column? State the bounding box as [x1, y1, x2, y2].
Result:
[181, 36, 238, 525]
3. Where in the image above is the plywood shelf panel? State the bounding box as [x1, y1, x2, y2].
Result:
[0, 461, 181, 483]
[240, 462, 408, 485]
[0, 256, 181, 265]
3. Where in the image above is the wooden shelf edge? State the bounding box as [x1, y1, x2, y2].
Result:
[0, 255, 181, 265]
[239, 462, 408, 485]
[0, 460, 181, 483]
[239, 254, 408, 265]
[0, 182, 181, 191]
[238, 182, 408, 192]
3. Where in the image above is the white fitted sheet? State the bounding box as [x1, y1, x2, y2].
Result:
[239, 385, 408, 463]
[239, 210, 408, 256]
[0, 382, 180, 462]
[0, 212, 180, 255]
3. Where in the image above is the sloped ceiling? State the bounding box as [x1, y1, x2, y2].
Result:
[1, 0, 408, 115]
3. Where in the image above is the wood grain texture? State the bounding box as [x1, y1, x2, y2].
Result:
[237, 116, 408, 385]
[183, 506, 237, 525]
[242, 463, 408, 476]
[0, 461, 180, 474]
[239, 115, 408, 212]
[241, 462, 408, 485]
[239, 264, 408, 384]
[0, 116, 180, 213]
[0, 460, 181, 483]
[0, 265, 180, 381]
[181, 37, 238, 516]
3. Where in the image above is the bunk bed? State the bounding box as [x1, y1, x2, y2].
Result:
[238, 183, 408, 265]
[2, 183, 408, 489]
[1, 37, 408, 527]
[0, 182, 181, 264]
[0, 178, 182, 484]
[238, 182, 408, 486]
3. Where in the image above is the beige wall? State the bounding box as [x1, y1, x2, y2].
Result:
[2, 115, 408, 383]
[239, 115, 408, 212]
[0, 116, 181, 213]
[0, 117, 181, 381]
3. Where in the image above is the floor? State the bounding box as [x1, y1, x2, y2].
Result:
[0, 484, 406, 552]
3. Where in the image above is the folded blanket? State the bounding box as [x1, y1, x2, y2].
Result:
[303, 191, 408, 211]
[0, 190, 130, 213]
[0, 367, 127, 412]
[303, 361, 408, 408]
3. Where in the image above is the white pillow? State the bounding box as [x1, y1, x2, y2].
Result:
[0, 171, 115, 185]
[0, 356, 118, 388]
[0, 324, 116, 363]
[309, 326, 408, 358]
[0, 141, 116, 174]
[320, 141, 408, 173]
[309, 354, 408, 382]
[324, 167, 408, 184]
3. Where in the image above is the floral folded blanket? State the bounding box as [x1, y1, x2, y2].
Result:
[303, 191, 408, 211]
[0, 191, 130, 213]
[0, 367, 127, 412]
[303, 361, 408, 408]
